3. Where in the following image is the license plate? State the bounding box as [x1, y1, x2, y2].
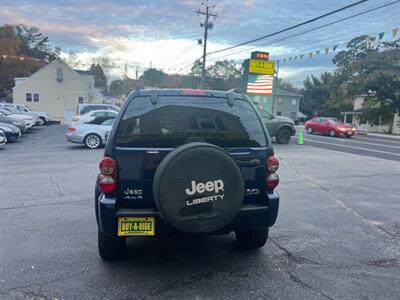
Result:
[117, 217, 155, 236]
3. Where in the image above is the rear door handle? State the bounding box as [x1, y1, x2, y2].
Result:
[235, 159, 260, 167]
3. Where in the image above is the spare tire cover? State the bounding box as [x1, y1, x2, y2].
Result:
[153, 142, 244, 234]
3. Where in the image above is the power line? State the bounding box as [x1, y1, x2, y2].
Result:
[206, 0, 370, 56]
[206, 0, 400, 61]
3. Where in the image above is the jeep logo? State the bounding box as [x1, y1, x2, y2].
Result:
[185, 179, 224, 196]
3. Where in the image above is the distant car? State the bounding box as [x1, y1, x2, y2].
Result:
[0, 104, 50, 125]
[66, 117, 114, 149]
[0, 129, 6, 145]
[305, 117, 356, 137]
[0, 112, 27, 132]
[76, 103, 119, 115]
[72, 109, 118, 124]
[0, 122, 21, 140]
[0, 108, 36, 128]
[258, 109, 296, 144]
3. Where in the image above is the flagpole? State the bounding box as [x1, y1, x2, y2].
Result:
[271, 61, 279, 113]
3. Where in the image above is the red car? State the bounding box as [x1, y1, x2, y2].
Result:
[305, 117, 356, 137]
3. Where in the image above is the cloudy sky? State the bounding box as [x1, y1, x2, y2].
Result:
[0, 0, 399, 85]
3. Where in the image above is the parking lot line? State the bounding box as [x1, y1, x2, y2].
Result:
[303, 138, 400, 157]
[352, 135, 400, 144]
[305, 135, 400, 150]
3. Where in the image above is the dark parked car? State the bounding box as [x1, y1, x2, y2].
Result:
[259, 109, 296, 144]
[0, 112, 27, 132]
[0, 122, 21, 140]
[95, 89, 280, 260]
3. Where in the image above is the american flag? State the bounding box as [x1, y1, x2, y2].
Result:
[246, 74, 273, 95]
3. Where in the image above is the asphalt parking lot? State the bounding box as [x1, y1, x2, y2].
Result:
[1, 125, 399, 300]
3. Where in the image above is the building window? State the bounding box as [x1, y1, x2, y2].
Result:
[277, 97, 283, 104]
[33, 93, 39, 102]
[26, 93, 32, 102]
[277, 111, 282, 116]
[78, 97, 84, 103]
[292, 98, 297, 105]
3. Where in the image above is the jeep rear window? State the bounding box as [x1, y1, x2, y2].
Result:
[115, 96, 267, 148]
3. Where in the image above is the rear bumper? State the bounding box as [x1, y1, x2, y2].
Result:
[97, 192, 279, 236]
[66, 132, 84, 144]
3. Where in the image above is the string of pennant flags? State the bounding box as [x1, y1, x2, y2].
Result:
[275, 27, 399, 65]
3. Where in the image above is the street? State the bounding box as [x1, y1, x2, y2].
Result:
[299, 129, 400, 162]
[1, 125, 399, 299]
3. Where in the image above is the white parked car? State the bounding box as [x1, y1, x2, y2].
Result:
[0, 104, 50, 125]
[0, 108, 36, 128]
[71, 109, 118, 124]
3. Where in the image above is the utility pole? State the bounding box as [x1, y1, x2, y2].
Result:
[135, 65, 139, 80]
[271, 61, 280, 113]
[123, 61, 128, 80]
[196, 1, 217, 89]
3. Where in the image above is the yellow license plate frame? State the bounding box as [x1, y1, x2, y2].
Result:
[117, 217, 155, 236]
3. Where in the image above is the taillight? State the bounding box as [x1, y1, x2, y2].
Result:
[266, 155, 279, 190]
[180, 89, 207, 96]
[266, 156, 279, 173]
[98, 157, 117, 193]
[266, 173, 279, 190]
[99, 157, 116, 175]
[67, 127, 76, 132]
[98, 174, 116, 193]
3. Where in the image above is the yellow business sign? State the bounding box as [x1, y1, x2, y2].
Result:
[248, 59, 275, 75]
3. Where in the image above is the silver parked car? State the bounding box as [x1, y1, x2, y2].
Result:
[66, 118, 114, 149]
[0, 108, 36, 128]
[0, 130, 6, 145]
[0, 103, 50, 125]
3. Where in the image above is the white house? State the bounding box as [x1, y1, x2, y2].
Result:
[12, 60, 103, 124]
[341, 95, 399, 134]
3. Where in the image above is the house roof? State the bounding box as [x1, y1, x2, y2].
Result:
[12, 60, 94, 90]
[276, 88, 301, 97]
[75, 70, 95, 76]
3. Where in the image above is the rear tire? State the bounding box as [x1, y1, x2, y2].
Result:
[98, 230, 125, 261]
[276, 128, 291, 144]
[235, 228, 268, 250]
[329, 130, 336, 137]
[84, 134, 102, 149]
[38, 117, 46, 126]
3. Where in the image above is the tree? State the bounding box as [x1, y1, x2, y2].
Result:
[13, 24, 59, 60]
[275, 78, 299, 93]
[88, 63, 107, 88]
[301, 73, 332, 117]
[189, 59, 203, 77]
[91, 57, 115, 78]
[0, 25, 46, 92]
[0, 25, 20, 56]
[333, 35, 400, 125]
[109, 79, 123, 94]
[65, 51, 82, 68]
[206, 60, 241, 80]
[140, 68, 166, 86]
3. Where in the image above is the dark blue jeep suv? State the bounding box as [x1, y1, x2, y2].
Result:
[95, 89, 280, 260]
